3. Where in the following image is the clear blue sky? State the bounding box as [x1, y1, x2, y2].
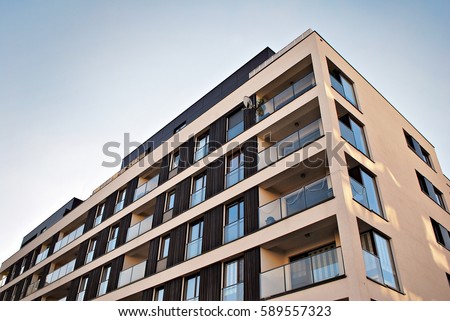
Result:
[0, 0, 449, 263]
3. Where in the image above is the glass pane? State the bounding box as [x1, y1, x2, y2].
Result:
[139, 215, 153, 235]
[126, 224, 139, 242]
[373, 233, 398, 289]
[350, 177, 369, 208]
[293, 72, 316, 96]
[341, 76, 357, 106]
[339, 120, 356, 146]
[227, 121, 244, 141]
[311, 249, 340, 282]
[118, 268, 132, 288]
[258, 146, 277, 170]
[288, 257, 313, 290]
[260, 266, 286, 299]
[131, 261, 146, 283]
[330, 74, 345, 96]
[277, 132, 300, 157]
[362, 250, 384, 283]
[224, 219, 244, 243]
[256, 99, 274, 122]
[228, 110, 244, 128]
[273, 86, 294, 110]
[226, 167, 244, 188]
[284, 188, 306, 216]
[360, 170, 382, 215]
[305, 176, 332, 207]
[299, 119, 322, 147]
[259, 199, 282, 228]
[186, 238, 202, 259]
[349, 119, 368, 155]
[222, 282, 243, 301]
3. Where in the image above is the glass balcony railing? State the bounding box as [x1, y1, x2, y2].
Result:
[350, 177, 370, 208]
[226, 167, 244, 188]
[97, 280, 108, 296]
[186, 296, 199, 301]
[260, 247, 344, 299]
[256, 72, 316, 122]
[26, 279, 40, 296]
[227, 121, 244, 141]
[222, 282, 244, 301]
[106, 238, 117, 253]
[53, 225, 85, 253]
[85, 250, 94, 264]
[45, 259, 76, 285]
[194, 144, 209, 162]
[126, 215, 154, 242]
[330, 74, 345, 97]
[118, 261, 147, 288]
[190, 187, 206, 207]
[0, 276, 6, 288]
[330, 74, 357, 107]
[258, 119, 323, 170]
[259, 176, 333, 229]
[186, 238, 203, 260]
[362, 250, 383, 284]
[224, 218, 244, 244]
[114, 200, 125, 213]
[35, 248, 50, 265]
[133, 175, 160, 202]
[76, 290, 85, 301]
[94, 215, 103, 227]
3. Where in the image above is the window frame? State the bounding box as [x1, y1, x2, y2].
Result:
[184, 274, 200, 301]
[160, 235, 171, 260]
[166, 190, 176, 211]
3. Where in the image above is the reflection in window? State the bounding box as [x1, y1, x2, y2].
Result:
[224, 200, 244, 243]
[339, 114, 368, 156]
[227, 109, 244, 141]
[184, 274, 200, 301]
[349, 166, 383, 217]
[223, 258, 244, 301]
[416, 171, 446, 210]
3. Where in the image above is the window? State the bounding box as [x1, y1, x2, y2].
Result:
[224, 200, 244, 243]
[416, 172, 446, 210]
[191, 173, 206, 207]
[154, 287, 164, 301]
[349, 166, 383, 216]
[160, 236, 170, 260]
[339, 114, 368, 156]
[166, 190, 176, 211]
[174, 122, 186, 134]
[170, 151, 180, 171]
[19, 260, 26, 275]
[115, 188, 127, 213]
[431, 218, 450, 251]
[446, 273, 450, 287]
[94, 203, 105, 226]
[404, 131, 433, 167]
[226, 152, 244, 188]
[227, 109, 244, 141]
[85, 238, 97, 264]
[194, 133, 209, 162]
[186, 220, 203, 259]
[98, 265, 111, 296]
[223, 258, 244, 301]
[106, 225, 119, 253]
[184, 274, 200, 301]
[77, 276, 89, 301]
[329, 63, 357, 107]
[361, 231, 399, 290]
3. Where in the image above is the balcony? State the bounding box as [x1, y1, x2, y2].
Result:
[190, 187, 206, 207]
[227, 121, 244, 141]
[350, 177, 370, 209]
[45, 259, 76, 285]
[362, 250, 398, 290]
[260, 247, 344, 299]
[226, 167, 244, 188]
[258, 119, 323, 170]
[259, 176, 333, 229]
[133, 174, 159, 202]
[256, 72, 316, 123]
[35, 248, 50, 265]
[186, 238, 202, 260]
[118, 261, 147, 288]
[53, 225, 85, 253]
[222, 282, 244, 301]
[26, 279, 40, 296]
[126, 215, 154, 242]
[224, 218, 244, 244]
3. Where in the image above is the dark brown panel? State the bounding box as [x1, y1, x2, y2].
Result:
[94, 228, 110, 260]
[173, 178, 191, 217]
[30, 246, 41, 267]
[21, 275, 32, 300]
[84, 206, 97, 233]
[163, 277, 182, 301]
[244, 105, 256, 130]
[38, 263, 51, 289]
[3, 288, 12, 301]
[206, 156, 225, 198]
[167, 224, 187, 268]
[0, 290, 4, 301]
[178, 137, 195, 173]
[85, 267, 101, 301]
[67, 277, 81, 301]
[244, 247, 260, 301]
[124, 176, 139, 207]
[209, 116, 226, 151]
[145, 238, 160, 277]
[243, 136, 258, 179]
[75, 240, 89, 269]
[152, 194, 166, 228]
[47, 233, 60, 256]
[199, 262, 221, 301]
[23, 250, 34, 272]
[117, 213, 132, 247]
[159, 155, 170, 185]
[108, 255, 124, 293]
[202, 206, 223, 253]
[244, 187, 259, 235]
[142, 288, 153, 301]
[14, 279, 25, 301]
[102, 190, 118, 222]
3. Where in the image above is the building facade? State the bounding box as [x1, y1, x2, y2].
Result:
[1, 29, 449, 301]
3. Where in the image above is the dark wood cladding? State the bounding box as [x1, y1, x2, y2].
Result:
[244, 107, 256, 130]
[75, 240, 89, 269]
[102, 190, 118, 222]
[13, 279, 25, 300]
[124, 176, 139, 207]
[108, 255, 124, 293]
[142, 288, 153, 301]
[167, 224, 187, 268]
[206, 156, 225, 198]
[47, 233, 60, 256]
[244, 187, 259, 235]
[94, 228, 110, 260]
[117, 213, 132, 247]
[84, 206, 98, 233]
[23, 249, 35, 273]
[244, 247, 260, 301]
[145, 238, 160, 277]
[152, 194, 166, 228]
[67, 277, 81, 301]
[209, 116, 226, 151]
[158, 155, 170, 185]
[178, 137, 195, 173]
[243, 136, 258, 179]
[199, 262, 221, 300]
[163, 277, 182, 301]
[173, 178, 191, 217]
[22, 275, 32, 300]
[202, 206, 223, 253]
[38, 263, 51, 289]
[85, 267, 102, 301]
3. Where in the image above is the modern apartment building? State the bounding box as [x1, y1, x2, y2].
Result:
[1, 29, 449, 301]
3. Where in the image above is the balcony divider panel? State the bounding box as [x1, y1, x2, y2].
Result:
[108, 255, 124, 293]
[102, 191, 118, 222]
[206, 156, 225, 198]
[202, 206, 223, 253]
[244, 187, 259, 235]
[163, 277, 182, 301]
[142, 288, 153, 301]
[178, 137, 195, 174]
[117, 213, 132, 247]
[244, 97, 256, 130]
[209, 116, 226, 151]
[199, 262, 221, 301]
[48, 233, 60, 257]
[85, 267, 101, 301]
[167, 224, 187, 268]
[243, 136, 258, 179]
[23, 250, 33, 272]
[244, 247, 260, 301]
[84, 206, 98, 233]
[152, 194, 166, 228]
[67, 277, 81, 301]
[158, 155, 170, 185]
[75, 240, 89, 269]
[146, 238, 160, 277]
[173, 178, 191, 217]
[31, 245, 42, 267]
[94, 228, 110, 260]
[38, 263, 51, 289]
[124, 176, 139, 207]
